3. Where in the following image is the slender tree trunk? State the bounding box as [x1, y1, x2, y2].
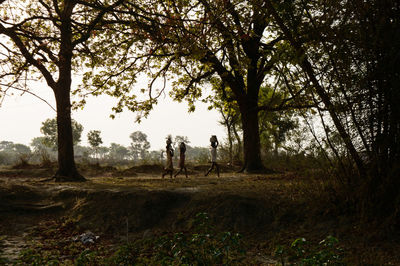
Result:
[232, 122, 242, 163]
[265, 0, 366, 177]
[219, 109, 234, 165]
[227, 122, 233, 165]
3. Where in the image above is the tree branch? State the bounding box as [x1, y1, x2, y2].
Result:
[0, 84, 56, 112]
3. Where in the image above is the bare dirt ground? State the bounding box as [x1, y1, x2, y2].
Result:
[0, 165, 399, 264]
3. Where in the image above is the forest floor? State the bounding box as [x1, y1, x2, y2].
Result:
[0, 163, 399, 265]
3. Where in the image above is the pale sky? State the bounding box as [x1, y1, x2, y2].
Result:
[0, 81, 226, 151]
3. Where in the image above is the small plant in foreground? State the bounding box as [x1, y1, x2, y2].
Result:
[75, 249, 102, 265]
[274, 235, 344, 265]
[109, 212, 247, 265]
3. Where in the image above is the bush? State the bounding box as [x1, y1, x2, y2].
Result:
[274, 235, 344, 265]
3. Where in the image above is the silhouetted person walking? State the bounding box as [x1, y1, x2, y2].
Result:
[174, 142, 188, 178]
[205, 135, 220, 177]
[162, 137, 174, 178]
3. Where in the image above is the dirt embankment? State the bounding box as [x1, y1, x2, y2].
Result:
[1, 173, 303, 238]
[1, 167, 399, 264]
[0, 172, 301, 264]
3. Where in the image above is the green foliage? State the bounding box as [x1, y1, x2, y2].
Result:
[30, 136, 56, 166]
[87, 130, 103, 161]
[87, 130, 103, 149]
[75, 249, 102, 266]
[108, 143, 130, 162]
[270, 0, 400, 218]
[16, 247, 103, 265]
[0, 140, 32, 165]
[186, 146, 209, 164]
[108, 212, 247, 265]
[274, 236, 344, 265]
[0, 256, 7, 264]
[174, 135, 190, 146]
[40, 118, 84, 149]
[13, 212, 245, 265]
[129, 131, 150, 161]
[17, 248, 60, 265]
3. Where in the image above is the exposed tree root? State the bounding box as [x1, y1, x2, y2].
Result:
[53, 170, 86, 182]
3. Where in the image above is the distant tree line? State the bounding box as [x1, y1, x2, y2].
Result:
[0, 118, 211, 167]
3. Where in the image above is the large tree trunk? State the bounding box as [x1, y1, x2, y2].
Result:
[53, 86, 85, 182]
[52, 3, 85, 182]
[239, 102, 265, 172]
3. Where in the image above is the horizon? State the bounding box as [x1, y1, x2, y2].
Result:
[0, 83, 227, 151]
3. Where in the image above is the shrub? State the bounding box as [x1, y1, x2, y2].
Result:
[274, 235, 344, 265]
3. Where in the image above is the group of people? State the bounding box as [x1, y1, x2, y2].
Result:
[161, 135, 220, 178]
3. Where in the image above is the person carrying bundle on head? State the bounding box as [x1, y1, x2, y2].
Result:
[174, 142, 188, 178]
[162, 136, 174, 178]
[205, 135, 220, 177]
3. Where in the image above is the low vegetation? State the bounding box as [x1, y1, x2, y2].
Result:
[0, 158, 399, 264]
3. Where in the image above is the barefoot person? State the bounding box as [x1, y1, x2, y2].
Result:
[174, 142, 188, 178]
[205, 135, 220, 177]
[162, 137, 174, 178]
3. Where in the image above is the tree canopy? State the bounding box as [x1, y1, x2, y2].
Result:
[0, 0, 124, 181]
[81, 0, 313, 172]
[129, 131, 150, 161]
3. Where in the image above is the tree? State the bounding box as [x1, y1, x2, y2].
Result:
[97, 146, 109, 161]
[108, 143, 129, 162]
[12, 143, 31, 155]
[205, 80, 242, 166]
[82, 0, 312, 172]
[0, 140, 31, 165]
[0, 141, 13, 151]
[40, 118, 83, 150]
[257, 86, 298, 156]
[129, 131, 150, 161]
[31, 137, 49, 154]
[30, 136, 54, 165]
[174, 136, 190, 146]
[259, 111, 297, 156]
[87, 130, 103, 160]
[264, 0, 400, 217]
[0, 0, 124, 181]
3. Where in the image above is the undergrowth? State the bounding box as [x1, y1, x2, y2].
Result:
[15, 213, 249, 265]
[274, 236, 344, 265]
[13, 212, 347, 265]
[108, 212, 247, 265]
